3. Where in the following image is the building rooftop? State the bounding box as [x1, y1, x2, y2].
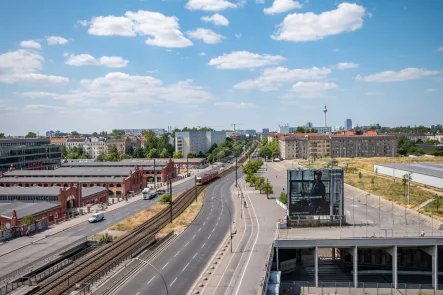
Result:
[0, 177, 127, 183]
[67, 138, 86, 143]
[0, 202, 60, 219]
[62, 161, 167, 167]
[82, 186, 107, 198]
[2, 167, 137, 177]
[0, 187, 61, 196]
[375, 163, 443, 179]
[331, 135, 396, 140]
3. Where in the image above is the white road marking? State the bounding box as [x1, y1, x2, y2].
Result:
[136, 292, 140, 295]
[147, 277, 155, 285]
[162, 262, 169, 269]
[193, 253, 198, 259]
[174, 251, 180, 257]
[208, 234, 212, 239]
[212, 228, 215, 233]
[192, 234, 196, 239]
[201, 243, 206, 248]
[216, 222, 218, 226]
[198, 228, 201, 232]
[203, 221, 206, 226]
[185, 241, 190, 247]
[170, 277, 177, 287]
[182, 262, 190, 271]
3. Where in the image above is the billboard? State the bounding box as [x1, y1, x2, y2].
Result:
[287, 169, 344, 217]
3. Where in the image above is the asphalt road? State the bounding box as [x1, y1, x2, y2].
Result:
[113, 168, 239, 295]
[0, 165, 223, 278]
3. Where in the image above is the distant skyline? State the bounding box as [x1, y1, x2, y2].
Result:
[1, 0, 442, 135]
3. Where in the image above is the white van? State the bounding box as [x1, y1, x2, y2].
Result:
[88, 213, 104, 223]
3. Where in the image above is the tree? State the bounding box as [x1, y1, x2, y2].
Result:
[61, 145, 67, 158]
[197, 151, 205, 158]
[402, 174, 408, 196]
[20, 215, 36, 226]
[109, 129, 125, 137]
[259, 145, 272, 159]
[159, 193, 170, 203]
[0, 133, 4, 138]
[159, 148, 170, 158]
[187, 152, 197, 158]
[143, 130, 159, 152]
[146, 148, 159, 158]
[434, 195, 442, 213]
[92, 132, 99, 137]
[173, 151, 183, 159]
[208, 143, 218, 154]
[426, 138, 440, 145]
[106, 144, 119, 161]
[431, 146, 443, 156]
[97, 152, 107, 162]
[126, 146, 134, 157]
[358, 171, 363, 183]
[133, 148, 145, 158]
[261, 137, 268, 146]
[295, 126, 306, 133]
[25, 132, 37, 138]
[279, 192, 288, 205]
[71, 131, 80, 136]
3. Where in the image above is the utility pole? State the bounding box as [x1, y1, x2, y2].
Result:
[187, 156, 189, 177]
[407, 158, 411, 205]
[266, 178, 270, 199]
[195, 175, 197, 202]
[235, 157, 238, 187]
[169, 173, 173, 223]
[154, 158, 156, 188]
[240, 192, 243, 219]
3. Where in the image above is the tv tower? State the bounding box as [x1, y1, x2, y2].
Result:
[323, 104, 327, 127]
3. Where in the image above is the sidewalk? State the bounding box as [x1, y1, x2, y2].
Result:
[0, 169, 205, 258]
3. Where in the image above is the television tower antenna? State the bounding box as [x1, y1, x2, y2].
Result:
[323, 104, 328, 127]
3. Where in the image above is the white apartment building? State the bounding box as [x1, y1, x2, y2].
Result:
[83, 138, 106, 159]
[175, 131, 226, 158]
[278, 137, 308, 160]
[66, 138, 86, 149]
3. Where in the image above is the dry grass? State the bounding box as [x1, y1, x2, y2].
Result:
[299, 157, 443, 209]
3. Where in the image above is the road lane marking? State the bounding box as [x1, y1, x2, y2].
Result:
[185, 241, 190, 247]
[212, 228, 215, 233]
[162, 262, 169, 269]
[174, 251, 180, 257]
[182, 262, 190, 271]
[203, 221, 206, 226]
[208, 234, 212, 239]
[201, 243, 206, 248]
[198, 228, 201, 232]
[136, 292, 140, 295]
[192, 234, 196, 239]
[170, 277, 177, 287]
[193, 253, 198, 258]
[147, 277, 155, 285]
[216, 222, 218, 226]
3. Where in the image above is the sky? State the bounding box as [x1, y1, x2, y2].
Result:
[0, 0, 442, 135]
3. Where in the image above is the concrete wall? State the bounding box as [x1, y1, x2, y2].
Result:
[374, 165, 443, 189]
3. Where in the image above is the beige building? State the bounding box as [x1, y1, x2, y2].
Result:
[278, 136, 308, 160]
[307, 135, 330, 158]
[175, 131, 226, 158]
[330, 135, 397, 158]
[105, 138, 131, 155]
[83, 139, 106, 159]
[66, 138, 86, 149]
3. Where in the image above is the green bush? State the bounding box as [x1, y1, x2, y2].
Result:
[20, 215, 36, 226]
[159, 193, 170, 203]
[99, 233, 114, 245]
[279, 192, 288, 204]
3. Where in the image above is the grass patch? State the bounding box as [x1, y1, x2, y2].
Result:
[158, 188, 206, 237]
[298, 157, 443, 209]
[418, 199, 443, 222]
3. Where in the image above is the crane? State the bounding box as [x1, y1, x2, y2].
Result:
[231, 123, 243, 132]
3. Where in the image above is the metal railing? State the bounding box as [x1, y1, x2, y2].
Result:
[261, 242, 275, 295]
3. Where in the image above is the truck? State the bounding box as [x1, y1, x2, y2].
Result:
[143, 187, 166, 200]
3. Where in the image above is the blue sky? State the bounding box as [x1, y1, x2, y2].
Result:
[0, 0, 442, 135]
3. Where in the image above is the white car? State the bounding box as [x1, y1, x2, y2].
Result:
[89, 213, 104, 223]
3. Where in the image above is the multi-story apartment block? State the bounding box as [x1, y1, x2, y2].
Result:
[330, 135, 397, 158]
[175, 131, 226, 158]
[66, 138, 86, 149]
[83, 138, 106, 159]
[105, 138, 131, 155]
[307, 135, 331, 158]
[0, 138, 61, 172]
[123, 129, 167, 136]
[262, 128, 270, 134]
[278, 136, 308, 159]
[312, 127, 332, 134]
[46, 130, 68, 137]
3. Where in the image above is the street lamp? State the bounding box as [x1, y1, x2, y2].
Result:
[133, 257, 169, 295]
[350, 192, 370, 236]
[216, 198, 233, 253]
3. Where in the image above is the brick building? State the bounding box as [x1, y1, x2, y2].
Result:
[0, 186, 107, 228]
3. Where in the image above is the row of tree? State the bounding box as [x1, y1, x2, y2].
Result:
[206, 138, 245, 163]
[243, 159, 273, 195]
[259, 139, 279, 159]
[398, 136, 425, 156]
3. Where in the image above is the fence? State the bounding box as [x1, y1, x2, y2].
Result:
[279, 281, 443, 295]
[262, 241, 275, 295]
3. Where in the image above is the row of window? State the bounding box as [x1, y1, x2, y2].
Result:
[0, 183, 121, 188]
[0, 195, 59, 201]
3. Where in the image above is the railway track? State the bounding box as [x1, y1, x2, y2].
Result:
[27, 145, 254, 295]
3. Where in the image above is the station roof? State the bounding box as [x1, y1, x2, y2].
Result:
[62, 161, 167, 167]
[0, 187, 61, 196]
[3, 167, 134, 177]
[82, 186, 107, 198]
[376, 163, 443, 179]
[0, 202, 60, 219]
[0, 177, 126, 183]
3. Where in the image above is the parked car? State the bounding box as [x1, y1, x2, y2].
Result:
[88, 213, 104, 223]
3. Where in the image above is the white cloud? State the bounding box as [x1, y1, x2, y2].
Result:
[22, 72, 212, 106]
[437, 46, 443, 52]
[256, 0, 265, 3]
[0, 50, 68, 86]
[368, 12, 373, 18]
[365, 92, 384, 96]
[65, 54, 128, 68]
[336, 62, 359, 69]
[77, 20, 89, 27]
[83, 11, 193, 48]
[25, 104, 67, 111]
[356, 68, 440, 82]
[214, 102, 255, 108]
[235, 33, 242, 39]
[47, 36, 69, 45]
[201, 13, 229, 26]
[264, 0, 302, 15]
[290, 81, 338, 98]
[186, 0, 237, 11]
[209, 51, 285, 69]
[199, 52, 207, 56]
[426, 88, 438, 93]
[186, 28, 225, 44]
[271, 3, 365, 42]
[20, 40, 41, 49]
[234, 66, 331, 91]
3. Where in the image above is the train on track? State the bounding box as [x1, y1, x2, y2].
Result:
[196, 171, 219, 186]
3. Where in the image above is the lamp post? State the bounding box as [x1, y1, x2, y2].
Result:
[134, 258, 169, 295]
[351, 192, 370, 237]
[217, 199, 233, 253]
[235, 157, 238, 187]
